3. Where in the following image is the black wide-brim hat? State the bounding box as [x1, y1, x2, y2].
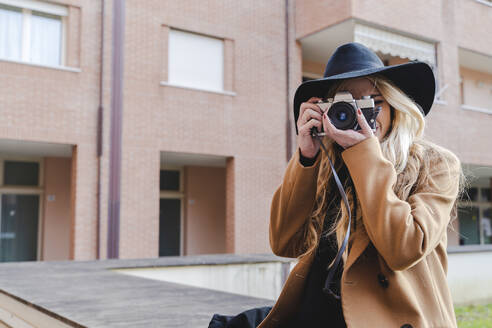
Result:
[293, 42, 435, 134]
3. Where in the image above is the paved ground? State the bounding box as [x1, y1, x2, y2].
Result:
[0, 254, 288, 327]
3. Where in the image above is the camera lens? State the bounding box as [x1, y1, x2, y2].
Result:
[337, 112, 347, 121]
[328, 102, 357, 130]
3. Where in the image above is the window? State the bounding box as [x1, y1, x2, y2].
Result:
[0, 4, 22, 60]
[168, 29, 224, 92]
[160, 170, 180, 191]
[0, 0, 66, 66]
[458, 182, 492, 246]
[30, 12, 63, 65]
[4, 161, 39, 186]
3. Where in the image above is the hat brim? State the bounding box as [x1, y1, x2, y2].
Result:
[293, 61, 435, 134]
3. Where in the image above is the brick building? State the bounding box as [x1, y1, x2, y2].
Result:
[0, 0, 491, 263]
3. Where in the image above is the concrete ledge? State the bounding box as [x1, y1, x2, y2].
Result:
[448, 245, 492, 253]
[0, 291, 79, 328]
[3, 251, 487, 326]
[461, 104, 492, 115]
[95, 253, 294, 269]
[159, 81, 236, 96]
[0, 254, 283, 327]
[0, 58, 81, 73]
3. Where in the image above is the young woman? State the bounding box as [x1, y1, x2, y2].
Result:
[209, 42, 465, 328]
[262, 43, 465, 328]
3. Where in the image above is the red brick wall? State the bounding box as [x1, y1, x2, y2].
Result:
[43, 157, 71, 261]
[0, 0, 490, 260]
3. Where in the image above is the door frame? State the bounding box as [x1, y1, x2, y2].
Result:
[159, 165, 184, 256]
[0, 156, 44, 261]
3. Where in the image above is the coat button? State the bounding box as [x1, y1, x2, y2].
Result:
[401, 324, 413, 328]
[377, 273, 389, 288]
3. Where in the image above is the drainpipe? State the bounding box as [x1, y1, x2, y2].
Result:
[107, 0, 125, 259]
[285, 0, 292, 162]
[96, 0, 105, 260]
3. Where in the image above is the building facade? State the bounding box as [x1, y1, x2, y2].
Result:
[0, 0, 491, 263]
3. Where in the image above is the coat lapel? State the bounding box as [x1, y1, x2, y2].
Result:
[344, 228, 370, 273]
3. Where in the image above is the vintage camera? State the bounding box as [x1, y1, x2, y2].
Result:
[313, 91, 380, 135]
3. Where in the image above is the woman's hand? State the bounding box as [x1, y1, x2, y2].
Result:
[322, 108, 374, 149]
[297, 97, 324, 158]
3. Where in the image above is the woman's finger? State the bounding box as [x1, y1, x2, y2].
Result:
[299, 101, 323, 125]
[356, 109, 374, 137]
[322, 112, 338, 136]
[300, 118, 323, 134]
[300, 109, 323, 126]
[309, 118, 323, 129]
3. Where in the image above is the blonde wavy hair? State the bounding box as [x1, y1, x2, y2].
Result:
[294, 74, 467, 264]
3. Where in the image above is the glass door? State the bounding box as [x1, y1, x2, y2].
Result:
[458, 206, 480, 245]
[0, 194, 40, 262]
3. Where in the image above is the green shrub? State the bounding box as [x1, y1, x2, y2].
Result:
[455, 304, 492, 328]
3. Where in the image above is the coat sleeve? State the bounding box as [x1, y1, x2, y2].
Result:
[269, 147, 322, 258]
[341, 136, 461, 271]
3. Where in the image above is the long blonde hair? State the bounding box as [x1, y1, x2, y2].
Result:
[294, 74, 467, 263]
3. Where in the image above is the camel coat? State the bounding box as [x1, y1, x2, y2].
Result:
[258, 136, 461, 328]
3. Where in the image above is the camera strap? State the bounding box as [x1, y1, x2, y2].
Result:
[312, 133, 352, 300]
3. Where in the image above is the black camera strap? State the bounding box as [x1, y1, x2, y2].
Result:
[310, 104, 381, 299]
[311, 133, 352, 300]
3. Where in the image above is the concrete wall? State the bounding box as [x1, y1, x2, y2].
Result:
[42, 157, 72, 261]
[295, 0, 352, 39]
[116, 252, 492, 306]
[115, 261, 290, 300]
[448, 251, 492, 305]
[184, 166, 226, 255]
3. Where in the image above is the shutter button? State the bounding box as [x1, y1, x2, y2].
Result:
[377, 273, 389, 288]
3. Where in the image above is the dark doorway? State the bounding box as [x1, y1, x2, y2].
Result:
[159, 198, 181, 256]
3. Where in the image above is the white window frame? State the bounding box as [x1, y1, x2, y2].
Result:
[161, 28, 236, 96]
[159, 165, 184, 256]
[0, 156, 44, 261]
[0, 0, 68, 69]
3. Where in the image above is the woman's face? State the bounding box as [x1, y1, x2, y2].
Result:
[337, 78, 392, 141]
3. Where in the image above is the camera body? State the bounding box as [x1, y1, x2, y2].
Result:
[316, 91, 378, 131]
